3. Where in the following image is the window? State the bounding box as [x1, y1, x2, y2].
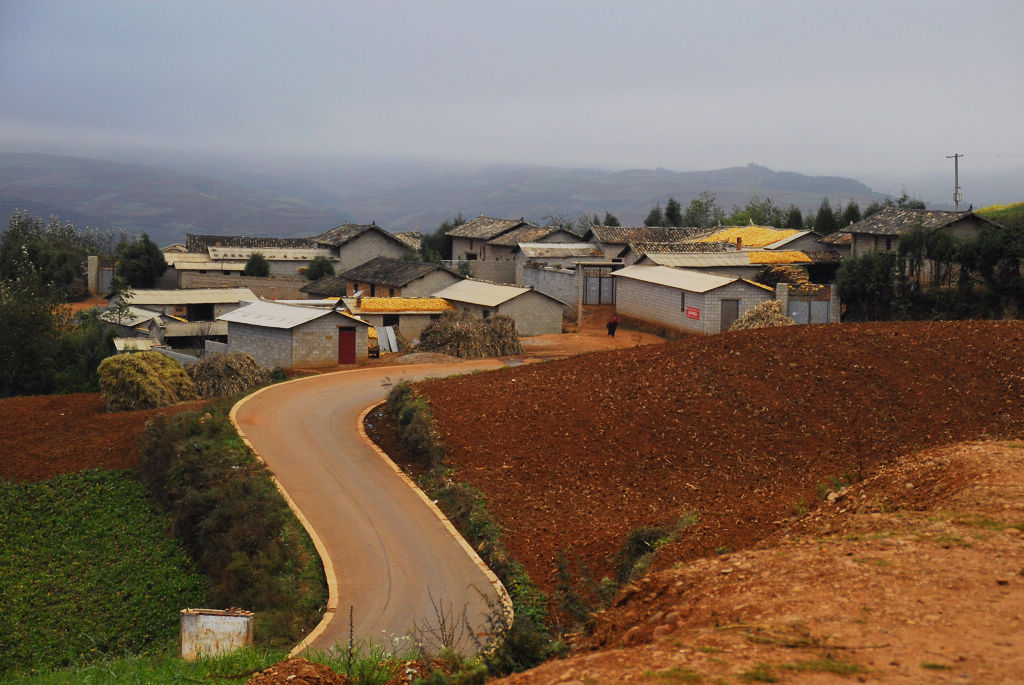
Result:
[465, 253, 477, 260]
[389, 288, 396, 297]
[886, 238, 893, 250]
[482, 310, 491, 319]
[382, 314, 399, 327]
[681, 292, 686, 311]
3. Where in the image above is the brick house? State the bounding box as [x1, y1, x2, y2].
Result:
[841, 207, 999, 258]
[432, 279, 567, 336]
[218, 301, 370, 368]
[311, 256, 461, 298]
[612, 265, 775, 335]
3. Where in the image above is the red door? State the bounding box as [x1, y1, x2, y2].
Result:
[338, 327, 356, 364]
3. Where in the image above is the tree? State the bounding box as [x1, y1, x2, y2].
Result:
[116, 233, 167, 287]
[306, 255, 335, 281]
[602, 211, 621, 227]
[53, 308, 118, 393]
[643, 204, 664, 227]
[0, 253, 70, 396]
[784, 205, 804, 229]
[815, 199, 839, 235]
[109, 276, 134, 325]
[683, 192, 724, 228]
[863, 200, 885, 218]
[839, 200, 862, 227]
[243, 252, 270, 277]
[663, 197, 683, 226]
[419, 213, 463, 263]
[836, 251, 897, 321]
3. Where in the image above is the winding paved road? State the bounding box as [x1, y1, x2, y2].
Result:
[231, 361, 507, 653]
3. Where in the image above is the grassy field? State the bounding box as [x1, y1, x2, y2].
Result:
[0, 469, 208, 677]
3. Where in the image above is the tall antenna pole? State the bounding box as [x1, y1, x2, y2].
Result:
[946, 153, 963, 211]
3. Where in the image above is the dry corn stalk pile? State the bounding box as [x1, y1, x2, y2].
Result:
[186, 352, 271, 399]
[417, 310, 522, 358]
[97, 351, 198, 411]
[729, 300, 795, 331]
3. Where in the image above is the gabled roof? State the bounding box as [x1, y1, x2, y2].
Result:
[432, 279, 537, 307]
[393, 231, 422, 250]
[299, 276, 348, 297]
[626, 240, 732, 256]
[339, 256, 455, 287]
[446, 215, 533, 240]
[841, 207, 1000, 236]
[172, 261, 247, 272]
[585, 225, 711, 245]
[121, 288, 257, 306]
[486, 225, 564, 246]
[518, 242, 605, 258]
[612, 264, 742, 293]
[218, 301, 368, 329]
[312, 222, 408, 248]
[113, 337, 161, 352]
[693, 225, 801, 248]
[100, 306, 164, 327]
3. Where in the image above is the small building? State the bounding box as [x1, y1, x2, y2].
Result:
[841, 207, 1000, 258]
[311, 222, 413, 272]
[637, 250, 814, 280]
[582, 225, 711, 263]
[514, 242, 606, 284]
[325, 256, 461, 298]
[340, 296, 455, 343]
[110, 288, 257, 320]
[432, 279, 566, 336]
[445, 215, 581, 283]
[447, 215, 535, 264]
[218, 301, 371, 368]
[611, 264, 775, 335]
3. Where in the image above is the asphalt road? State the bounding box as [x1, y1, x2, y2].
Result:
[232, 361, 507, 653]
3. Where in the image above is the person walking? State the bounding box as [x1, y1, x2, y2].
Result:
[606, 314, 618, 337]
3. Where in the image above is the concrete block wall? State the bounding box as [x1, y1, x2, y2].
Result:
[404, 270, 461, 297]
[228, 322, 294, 368]
[615, 278, 706, 335]
[180, 273, 309, 300]
[700, 282, 774, 334]
[499, 292, 564, 335]
[521, 264, 578, 317]
[292, 316, 368, 367]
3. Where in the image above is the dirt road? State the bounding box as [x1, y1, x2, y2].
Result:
[232, 361, 506, 654]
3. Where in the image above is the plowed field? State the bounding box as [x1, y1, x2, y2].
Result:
[415, 320, 1024, 597]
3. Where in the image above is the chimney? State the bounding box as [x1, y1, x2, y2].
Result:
[736, 237, 743, 251]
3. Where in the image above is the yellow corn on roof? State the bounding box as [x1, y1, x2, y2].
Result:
[749, 250, 811, 264]
[355, 297, 455, 313]
[368, 327, 378, 339]
[695, 225, 800, 248]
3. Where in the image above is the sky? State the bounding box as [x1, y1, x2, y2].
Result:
[2, 0, 1023, 182]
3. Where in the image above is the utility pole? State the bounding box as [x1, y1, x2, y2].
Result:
[946, 153, 963, 211]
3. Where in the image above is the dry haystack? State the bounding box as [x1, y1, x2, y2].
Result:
[97, 351, 198, 412]
[186, 352, 272, 399]
[729, 300, 796, 331]
[417, 310, 523, 358]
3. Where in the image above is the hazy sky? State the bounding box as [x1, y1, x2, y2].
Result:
[2, 0, 1023, 180]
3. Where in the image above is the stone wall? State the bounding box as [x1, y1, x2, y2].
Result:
[187, 233, 314, 252]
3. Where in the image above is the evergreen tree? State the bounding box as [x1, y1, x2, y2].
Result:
[602, 211, 621, 227]
[116, 233, 167, 287]
[663, 197, 683, 226]
[243, 252, 270, 277]
[840, 200, 862, 227]
[306, 255, 335, 280]
[419, 213, 463, 262]
[815, 199, 839, 235]
[785, 205, 804, 229]
[683, 192, 724, 228]
[644, 204, 664, 227]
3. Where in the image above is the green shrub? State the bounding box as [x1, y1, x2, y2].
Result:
[139, 400, 326, 646]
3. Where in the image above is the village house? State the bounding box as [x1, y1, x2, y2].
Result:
[841, 207, 1000, 258]
[446, 215, 581, 283]
[109, 287, 256, 321]
[431, 279, 566, 336]
[582, 225, 711, 263]
[302, 256, 461, 298]
[312, 222, 415, 272]
[340, 296, 455, 343]
[218, 300, 371, 368]
[611, 264, 775, 335]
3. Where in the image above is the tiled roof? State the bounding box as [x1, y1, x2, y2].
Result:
[313, 223, 407, 247]
[587, 225, 711, 244]
[805, 250, 844, 264]
[628, 240, 732, 256]
[186, 233, 314, 252]
[841, 207, 998, 236]
[518, 242, 604, 258]
[820, 231, 851, 246]
[339, 256, 451, 287]
[393, 231, 422, 250]
[694, 225, 801, 248]
[446, 215, 532, 240]
[487, 225, 561, 246]
[299, 276, 348, 297]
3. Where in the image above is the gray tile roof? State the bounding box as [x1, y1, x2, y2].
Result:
[446, 215, 532, 240]
[299, 276, 348, 297]
[841, 207, 998, 236]
[339, 256, 452, 287]
[313, 222, 407, 248]
[517, 242, 604, 258]
[486, 225, 561, 246]
[186, 233, 315, 252]
[627, 240, 733, 256]
[586, 225, 711, 245]
[393, 231, 422, 250]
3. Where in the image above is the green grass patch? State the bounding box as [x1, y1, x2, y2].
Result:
[0, 470, 208, 676]
[739, 664, 778, 682]
[921, 661, 953, 670]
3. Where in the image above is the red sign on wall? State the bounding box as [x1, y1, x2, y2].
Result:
[686, 306, 700, 320]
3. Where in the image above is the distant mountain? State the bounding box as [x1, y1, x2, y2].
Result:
[0, 153, 891, 245]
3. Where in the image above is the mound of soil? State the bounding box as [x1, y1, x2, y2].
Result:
[248, 658, 347, 685]
[415, 321, 1024, 598]
[0, 393, 205, 481]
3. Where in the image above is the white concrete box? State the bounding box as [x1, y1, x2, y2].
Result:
[180, 608, 254, 661]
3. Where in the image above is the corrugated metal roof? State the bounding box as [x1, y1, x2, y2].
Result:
[207, 246, 333, 261]
[518, 242, 604, 258]
[432, 279, 532, 307]
[611, 265, 738, 293]
[113, 337, 161, 352]
[644, 253, 751, 268]
[100, 306, 164, 327]
[218, 301, 363, 329]
[127, 288, 258, 305]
